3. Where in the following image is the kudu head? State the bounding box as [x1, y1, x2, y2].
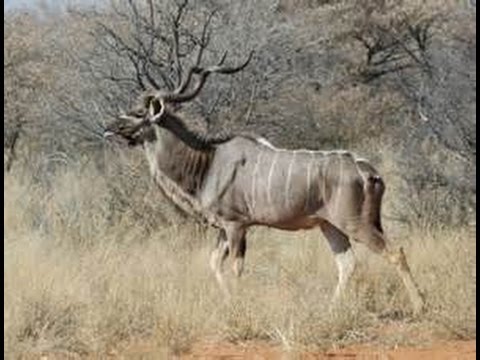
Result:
[103, 51, 253, 146]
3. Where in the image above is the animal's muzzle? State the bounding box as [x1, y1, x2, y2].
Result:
[103, 130, 115, 139]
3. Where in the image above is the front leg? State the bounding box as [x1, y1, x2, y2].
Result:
[210, 229, 230, 298]
[224, 222, 247, 278]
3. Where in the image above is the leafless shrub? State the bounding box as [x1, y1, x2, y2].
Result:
[3, 0, 475, 226]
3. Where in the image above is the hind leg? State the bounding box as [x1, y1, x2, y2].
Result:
[210, 229, 230, 298]
[320, 221, 356, 306]
[359, 226, 424, 315]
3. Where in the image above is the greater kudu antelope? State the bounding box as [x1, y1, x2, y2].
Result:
[104, 53, 425, 314]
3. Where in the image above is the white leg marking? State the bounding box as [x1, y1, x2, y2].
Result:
[332, 247, 356, 304]
[210, 242, 231, 299]
[233, 257, 245, 278]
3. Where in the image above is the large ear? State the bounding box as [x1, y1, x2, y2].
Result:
[148, 98, 162, 116]
[142, 93, 154, 109]
[148, 98, 165, 124]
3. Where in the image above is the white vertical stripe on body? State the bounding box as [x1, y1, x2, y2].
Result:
[267, 151, 278, 207]
[333, 153, 344, 218]
[250, 152, 262, 214]
[305, 151, 314, 211]
[284, 151, 296, 209]
[322, 153, 330, 211]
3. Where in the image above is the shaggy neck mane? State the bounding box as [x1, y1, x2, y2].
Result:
[162, 111, 233, 150]
[157, 111, 232, 195]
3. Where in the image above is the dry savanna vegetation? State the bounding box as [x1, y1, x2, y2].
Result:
[4, 0, 476, 358]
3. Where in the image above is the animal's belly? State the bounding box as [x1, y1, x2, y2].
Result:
[246, 198, 326, 228]
[265, 215, 324, 230]
[246, 186, 324, 220]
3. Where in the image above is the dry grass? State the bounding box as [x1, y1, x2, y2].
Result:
[4, 164, 476, 358]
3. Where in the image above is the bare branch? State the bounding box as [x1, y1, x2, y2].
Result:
[172, 9, 218, 95]
[163, 51, 254, 103]
[171, 0, 189, 87]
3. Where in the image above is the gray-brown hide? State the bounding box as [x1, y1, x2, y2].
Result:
[104, 55, 424, 314]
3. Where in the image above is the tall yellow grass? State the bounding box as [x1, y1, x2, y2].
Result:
[4, 163, 476, 358]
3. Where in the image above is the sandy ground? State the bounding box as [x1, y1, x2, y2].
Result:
[181, 340, 476, 359]
[20, 339, 476, 359]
